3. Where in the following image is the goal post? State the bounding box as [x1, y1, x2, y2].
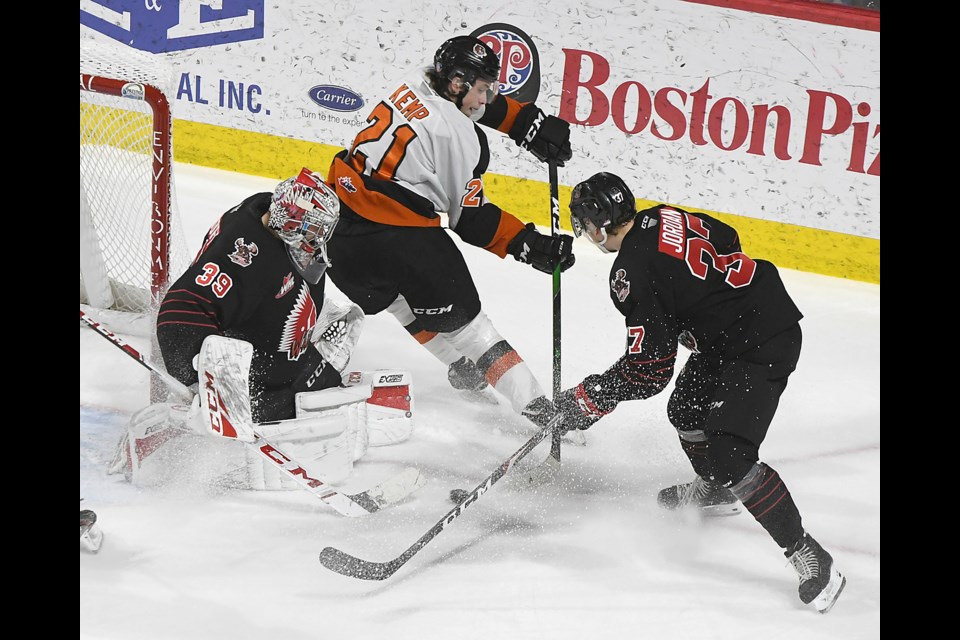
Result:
[81, 38, 192, 402]
[80, 39, 190, 326]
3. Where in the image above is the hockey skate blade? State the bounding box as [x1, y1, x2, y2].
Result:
[358, 467, 427, 508]
[701, 503, 742, 517]
[813, 566, 846, 614]
[520, 451, 560, 486]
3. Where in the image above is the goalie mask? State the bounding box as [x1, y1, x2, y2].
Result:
[268, 168, 340, 284]
[569, 172, 636, 253]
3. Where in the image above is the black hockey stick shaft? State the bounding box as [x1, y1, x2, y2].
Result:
[548, 159, 563, 462]
[319, 417, 558, 580]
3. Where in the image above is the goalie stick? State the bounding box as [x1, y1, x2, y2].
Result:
[80, 307, 425, 517]
[319, 413, 560, 580]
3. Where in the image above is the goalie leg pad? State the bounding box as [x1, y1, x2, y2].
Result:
[236, 371, 415, 490]
[239, 386, 371, 490]
[107, 402, 203, 487]
[363, 370, 414, 447]
[196, 335, 256, 441]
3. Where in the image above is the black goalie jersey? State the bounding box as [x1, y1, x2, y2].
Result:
[579, 204, 803, 413]
[156, 193, 330, 419]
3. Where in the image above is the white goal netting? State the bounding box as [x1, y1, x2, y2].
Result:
[80, 38, 191, 330]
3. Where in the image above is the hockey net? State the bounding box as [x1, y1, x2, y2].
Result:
[80, 39, 191, 335]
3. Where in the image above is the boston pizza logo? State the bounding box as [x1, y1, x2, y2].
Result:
[470, 24, 540, 103]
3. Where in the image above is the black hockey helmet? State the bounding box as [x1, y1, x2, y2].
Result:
[569, 172, 636, 239]
[434, 36, 500, 92]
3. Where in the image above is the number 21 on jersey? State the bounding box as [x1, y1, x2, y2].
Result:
[347, 102, 418, 181]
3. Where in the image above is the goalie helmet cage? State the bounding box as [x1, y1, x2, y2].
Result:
[80, 38, 191, 401]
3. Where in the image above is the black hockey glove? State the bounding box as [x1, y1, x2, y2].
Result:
[507, 223, 575, 274]
[509, 104, 573, 166]
[448, 356, 488, 392]
[554, 384, 606, 432]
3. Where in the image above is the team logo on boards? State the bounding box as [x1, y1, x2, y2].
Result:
[470, 24, 540, 103]
[309, 85, 365, 113]
[228, 238, 259, 267]
[80, 1, 264, 53]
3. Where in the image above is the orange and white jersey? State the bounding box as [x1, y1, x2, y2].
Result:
[327, 69, 526, 258]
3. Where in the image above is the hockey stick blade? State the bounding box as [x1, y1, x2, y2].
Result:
[319, 418, 556, 579]
[253, 434, 427, 517]
[344, 467, 428, 513]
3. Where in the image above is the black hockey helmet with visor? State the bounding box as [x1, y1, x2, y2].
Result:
[569, 172, 636, 252]
[268, 168, 340, 284]
[434, 36, 501, 104]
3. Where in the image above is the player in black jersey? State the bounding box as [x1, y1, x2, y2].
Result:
[157, 167, 344, 422]
[110, 169, 415, 491]
[555, 172, 845, 614]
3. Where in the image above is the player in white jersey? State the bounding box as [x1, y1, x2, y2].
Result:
[324, 35, 575, 430]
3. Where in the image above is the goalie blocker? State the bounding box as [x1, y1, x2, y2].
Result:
[108, 333, 414, 490]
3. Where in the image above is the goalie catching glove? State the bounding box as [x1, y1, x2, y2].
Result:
[509, 104, 573, 166]
[507, 223, 575, 274]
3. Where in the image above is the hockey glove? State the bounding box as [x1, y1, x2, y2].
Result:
[507, 223, 576, 274]
[509, 104, 573, 166]
[555, 384, 609, 432]
[448, 356, 488, 392]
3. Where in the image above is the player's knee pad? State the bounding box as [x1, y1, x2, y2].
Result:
[443, 311, 503, 362]
[667, 382, 709, 431]
[703, 432, 759, 487]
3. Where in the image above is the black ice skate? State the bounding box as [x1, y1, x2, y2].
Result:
[785, 532, 846, 614]
[657, 476, 742, 516]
